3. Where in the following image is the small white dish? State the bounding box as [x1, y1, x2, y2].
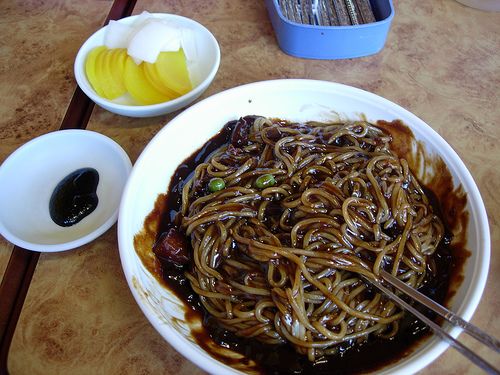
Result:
[0, 129, 132, 252]
[74, 13, 220, 118]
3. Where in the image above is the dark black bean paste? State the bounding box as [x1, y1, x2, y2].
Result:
[49, 168, 99, 227]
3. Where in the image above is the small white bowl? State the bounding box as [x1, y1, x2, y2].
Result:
[74, 13, 220, 118]
[0, 130, 132, 252]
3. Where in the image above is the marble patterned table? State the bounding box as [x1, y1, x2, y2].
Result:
[0, 0, 498, 373]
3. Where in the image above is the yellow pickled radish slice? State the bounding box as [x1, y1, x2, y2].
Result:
[115, 48, 128, 74]
[108, 49, 127, 88]
[95, 49, 125, 99]
[102, 49, 126, 98]
[85, 46, 106, 97]
[142, 62, 179, 99]
[123, 56, 171, 105]
[155, 49, 192, 96]
[94, 48, 114, 99]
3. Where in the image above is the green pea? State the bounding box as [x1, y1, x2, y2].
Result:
[255, 174, 276, 189]
[208, 177, 225, 192]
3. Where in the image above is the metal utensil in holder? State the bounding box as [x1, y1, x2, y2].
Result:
[265, 0, 395, 59]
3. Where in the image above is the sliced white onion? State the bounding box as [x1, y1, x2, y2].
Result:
[179, 28, 197, 61]
[105, 12, 195, 65]
[160, 21, 181, 52]
[131, 11, 153, 29]
[104, 20, 134, 49]
[128, 19, 181, 64]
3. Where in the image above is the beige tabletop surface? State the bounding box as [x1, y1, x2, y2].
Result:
[0, 0, 499, 374]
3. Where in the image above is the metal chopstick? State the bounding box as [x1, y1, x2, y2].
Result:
[379, 269, 500, 353]
[278, 0, 376, 25]
[362, 273, 500, 375]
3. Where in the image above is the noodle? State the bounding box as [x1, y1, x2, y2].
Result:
[175, 116, 445, 361]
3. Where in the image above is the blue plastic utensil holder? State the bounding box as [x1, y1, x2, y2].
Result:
[264, 0, 394, 59]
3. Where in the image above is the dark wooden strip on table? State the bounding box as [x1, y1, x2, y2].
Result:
[0, 249, 40, 374]
[0, 0, 137, 374]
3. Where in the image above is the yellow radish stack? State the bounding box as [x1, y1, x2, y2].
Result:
[85, 46, 192, 105]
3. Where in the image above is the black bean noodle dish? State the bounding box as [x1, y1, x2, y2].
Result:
[145, 115, 466, 375]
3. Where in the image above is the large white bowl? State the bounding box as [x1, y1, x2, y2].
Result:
[118, 79, 490, 374]
[74, 13, 220, 118]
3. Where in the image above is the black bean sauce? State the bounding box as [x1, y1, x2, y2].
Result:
[147, 118, 469, 375]
[49, 168, 99, 227]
